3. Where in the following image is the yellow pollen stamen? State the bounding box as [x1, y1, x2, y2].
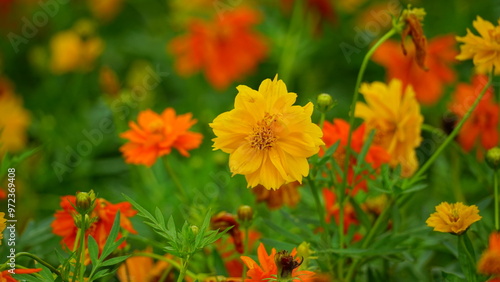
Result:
[147, 119, 164, 133]
[250, 113, 279, 150]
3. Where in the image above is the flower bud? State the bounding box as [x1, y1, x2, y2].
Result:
[237, 205, 254, 223]
[190, 225, 199, 235]
[76, 190, 96, 214]
[316, 93, 335, 113]
[486, 147, 500, 171]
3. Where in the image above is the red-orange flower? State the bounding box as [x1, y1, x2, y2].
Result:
[240, 243, 315, 281]
[51, 195, 137, 253]
[120, 108, 203, 166]
[373, 36, 457, 105]
[322, 119, 390, 195]
[168, 7, 267, 90]
[117, 247, 173, 282]
[0, 268, 42, 282]
[322, 188, 359, 236]
[252, 181, 301, 210]
[449, 75, 499, 155]
[478, 232, 500, 275]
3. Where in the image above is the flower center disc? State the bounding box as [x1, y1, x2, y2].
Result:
[250, 113, 279, 150]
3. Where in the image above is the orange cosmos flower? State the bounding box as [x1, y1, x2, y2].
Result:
[322, 188, 359, 236]
[355, 79, 423, 177]
[51, 195, 137, 253]
[0, 269, 42, 282]
[120, 108, 203, 167]
[88, 0, 123, 22]
[372, 36, 457, 105]
[449, 75, 499, 155]
[456, 16, 500, 75]
[252, 181, 301, 210]
[240, 243, 315, 281]
[168, 7, 267, 90]
[322, 119, 390, 195]
[478, 232, 500, 275]
[210, 76, 324, 190]
[117, 248, 173, 282]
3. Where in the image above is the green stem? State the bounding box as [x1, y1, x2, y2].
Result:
[306, 176, 329, 240]
[78, 226, 86, 282]
[345, 197, 394, 281]
[13, 252, 61, 277]
[410, 71, 493, 183]
[177, 256, 190, 282]
[341, 27, 397, 193]
[242, 227, 250, 280]
[278, 0, 303, 82]
[163, 157, 187, 202]
[495, 170, 499, 230]
[337, 204, 345, 280]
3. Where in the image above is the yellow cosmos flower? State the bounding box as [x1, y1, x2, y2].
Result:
[210, 75, 324, 190]
[456, 16, 500, 75]
[426, 202, 482, 235]
[0, 212, 6, 244]
[355, 79, 423, 177]
[0, 78, 30, 156]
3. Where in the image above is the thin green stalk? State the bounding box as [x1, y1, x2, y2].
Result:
[14, 252, 61, 277]
[78, 226, 86, 282]
[345, 198, 394, 281]
[495, 170, 499, 230]
[163, 156, 187, 201]
[306, 177, 329, 240]
[242, 227, 250, 280]
[410, 71, 493, 183]
[133, 252, 198, 280]
[278, 0, 303, 82]
[337, 205, 345, 280]
[177, 256, 190, 282]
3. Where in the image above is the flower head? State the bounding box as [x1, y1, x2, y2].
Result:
[0, 212, 6, 244]
[168, 7, 267, 90]
[355, 79, 423, 177]
[117, 248, 173, 282]
[322, 119, 390, 195]
[210, 75, 324, 190]
[478, 232, 500, 275]
[50, 20, 104, 74]
[252, 181, 302, 210]
[215, 229, 261, 277]
[240, 243, 315, 281]
[426, 202, 481, 235]
[449, 75, 499, 156]
[120, 108, 203, 167]
[0, 77, 30, 156]
[372, 36, 457, 105]
[456, 16, 500, 75]
[399, 7, 428, 70]
[51, 195, 137, 253]
[88, 0, 123, 22]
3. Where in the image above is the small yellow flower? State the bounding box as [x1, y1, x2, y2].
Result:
[0, 212, 6, 244]
[456, 16, 500, 75]
[355, 79, 423, 177]
[210, 75, 324, 190]
[426, 202, 482, 235]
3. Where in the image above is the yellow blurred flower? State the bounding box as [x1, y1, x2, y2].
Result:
[50, 21, 104, 74]
[355, 79, 423, 177]
[456, 16, 500, 75]
[88, 0, 124, 22]
[426, 202, 481, 235]
[210, 75, 324, 190]
[0, 212, 6, 244]
[478, 232, 500, 275]
[0, 78, 30, 156]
